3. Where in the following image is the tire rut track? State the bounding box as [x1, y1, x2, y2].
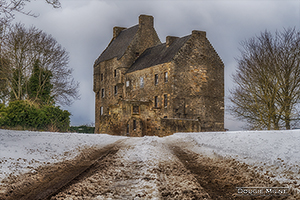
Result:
[1, 141, 122, 200]
[2, 138, 297, 199]
[170, 145, 293, 200]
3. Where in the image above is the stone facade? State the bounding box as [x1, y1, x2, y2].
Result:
[93, 15, 224, 136]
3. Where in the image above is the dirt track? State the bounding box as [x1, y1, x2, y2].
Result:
[1, 137, 298, 199]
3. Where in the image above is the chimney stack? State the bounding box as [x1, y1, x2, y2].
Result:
[166, 36, 178, 47]
[113, 26, 126, 39]
[139, 15, 154, 28]
[192, 30, 206, 38]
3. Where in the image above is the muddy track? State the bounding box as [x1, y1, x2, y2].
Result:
[1, 142, 121, 200]
[170, 145, 293, 200]
[2, 139, 298, 199]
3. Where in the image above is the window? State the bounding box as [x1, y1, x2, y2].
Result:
[133, 120, 136, 130]
[164, 94, 168, 107]
[100, 107, 103, 115]
[100, 73, 103, 81]
[126, 80, 130, 87]
[135, 52, 139, 57]
[154, 74, 158, 85]
[127, 124, 129, 134]
[101, 88, 105, 98]
[133, 106, 139, 114]
[140, 77, 144, 88]
[154, 96, 158, 108]
[114, 85, 118, 95]
[164, 72, 168, 83]
[114, 69, 117, 77]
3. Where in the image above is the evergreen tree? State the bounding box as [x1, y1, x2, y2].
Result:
[28, 59, 53, 105]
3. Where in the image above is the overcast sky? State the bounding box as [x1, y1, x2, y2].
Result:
[13, 0, 300, 130]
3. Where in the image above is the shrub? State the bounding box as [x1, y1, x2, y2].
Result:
[41, 105, 70, 132]
[1, 100, 70, 132]
[0, 104, 7, 126]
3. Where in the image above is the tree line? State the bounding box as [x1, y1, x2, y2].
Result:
[0, 0, 79, 132]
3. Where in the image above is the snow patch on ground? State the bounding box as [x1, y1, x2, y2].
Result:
[111, 136, 173, 199]
[169, 130, 300, 187]
[0, 129, 125, 181]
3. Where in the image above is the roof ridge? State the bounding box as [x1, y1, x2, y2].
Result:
[94, 25, 139, 66]
[126, 34, 191, 73]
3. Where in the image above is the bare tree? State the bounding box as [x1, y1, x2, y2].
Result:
[0, 23, 79, 106]
[0, 0, 65, 106]
[0, 57, 9, 103]
[0, 0, 61, 23]
[230, 28, 300, 130]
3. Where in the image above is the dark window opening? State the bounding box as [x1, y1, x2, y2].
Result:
[164, 72, 168, 83]
[135, 52, 139, 57]
[100, 73, 103, 81]
[163, 116, 167, 118]
[154, 96, 158, 108]
[133, 106, 139, 114]
[101, 88, 105, 98]
[114, 69, 117, 77]
[133, 120, 136, 130]
[164, 94, 168, 107]
[154, 74, 158, 85]
[114, 85, 117, 95]
[127, 124, 129, 134]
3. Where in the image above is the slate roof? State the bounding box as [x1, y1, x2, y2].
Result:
[94, 25, 139, 66]
[126, 35, 191, 73]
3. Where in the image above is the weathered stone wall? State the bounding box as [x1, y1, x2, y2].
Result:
[94, 15, 161, 134]
[172, 30, 224, 131]
[94, 58, 122, 133]
[97, 99, 162, 136]
[161, 118, 201, 136]
[124, 62, 175, 119]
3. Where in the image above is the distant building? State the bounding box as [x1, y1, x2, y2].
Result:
[93, 15, 224, 136]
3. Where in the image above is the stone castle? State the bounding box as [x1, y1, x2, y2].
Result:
[93, 15, 224, 136]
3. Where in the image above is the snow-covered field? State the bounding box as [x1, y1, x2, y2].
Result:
[0, 129, 125, 181]
[171, 130, 300, 187]
[1, 128, 300, 196]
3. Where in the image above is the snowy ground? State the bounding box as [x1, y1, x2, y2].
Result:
[170, 130, 300, 192]
[0, 129, 125, 181]
[173, 130, 300, 182]
[0, 129, 300, 198]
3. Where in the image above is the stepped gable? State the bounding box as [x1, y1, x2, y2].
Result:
[94, 25, 139, 66]
[126, 35, 191, 73]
